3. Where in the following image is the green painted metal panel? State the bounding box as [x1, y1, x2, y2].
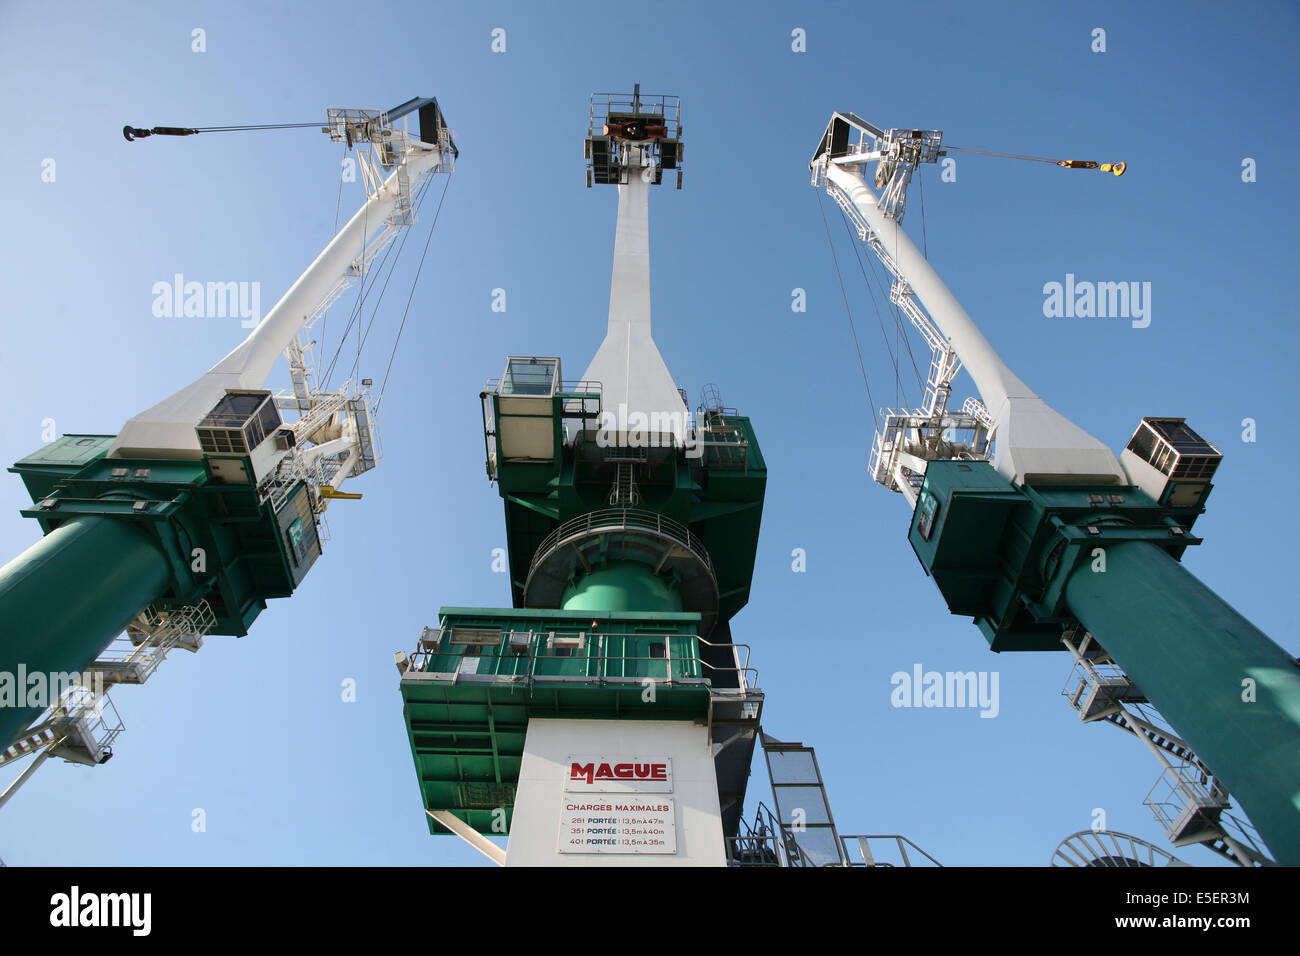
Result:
[910, 460, 1202, 651]
[908, 459, 1299, 863]
[399, 604, 713, 834]
[12, 437, 329, 637]
[0, 515, 169, 744]
[561, 560, 684, 614]
[439, 606, 701, 625]
[489, 400, 767, 627]
[1065, 541, 1300, 866]
[422, 385, 771, 837]
[8, 434, 115, 501]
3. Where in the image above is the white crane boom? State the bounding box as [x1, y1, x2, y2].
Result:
[812, 113, 1126, 495]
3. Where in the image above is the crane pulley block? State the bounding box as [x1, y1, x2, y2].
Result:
[1058, 159, 1127, 176]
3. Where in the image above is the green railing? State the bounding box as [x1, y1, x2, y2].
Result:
[528, 508, 713, 580]
[407, 628, 756, 690]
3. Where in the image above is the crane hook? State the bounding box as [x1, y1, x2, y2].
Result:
[1057, 159, 1126, 176]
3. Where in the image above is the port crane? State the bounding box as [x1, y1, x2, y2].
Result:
[810, 111, 1297, 866]
[0, 97, 456, 806]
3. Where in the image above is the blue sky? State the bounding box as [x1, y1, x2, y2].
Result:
[0, 0, 1296, 866]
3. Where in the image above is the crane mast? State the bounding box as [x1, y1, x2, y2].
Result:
[397, 87, 775, 866]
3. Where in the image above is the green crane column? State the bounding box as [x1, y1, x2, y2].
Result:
[0, 516, 171, 745]
[1064, 540, 1300, 865]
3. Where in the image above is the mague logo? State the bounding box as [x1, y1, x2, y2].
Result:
[570, 761, 668, 784]
[565, 755, 673, 793]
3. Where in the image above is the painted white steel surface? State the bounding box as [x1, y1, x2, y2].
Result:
[426, 810, 506, 866]
[825, 163, 1126, 486]
[108, 145, 446, 460]
[579, 166, 688, 445]
[506, 719, 724, 866]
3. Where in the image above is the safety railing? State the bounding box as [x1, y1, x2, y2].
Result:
[1144, 763, 1230, 837]
[65, 686, 124, 754]
[725, 801, 789, 867]
[568, 427, 703, 457]
[837, 834, 943, 867]
[483, 376, 603, 402]
[405, 627, 757, 691]
[91, 601, 213, 686]
[527, 508, 714, 580]
[46, 684, 125, 763]
[690, 407, 749, 471]
[589, 92, 681, 137]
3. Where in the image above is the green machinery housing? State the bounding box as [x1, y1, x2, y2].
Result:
[399, 357, 767, 837]
[910, 418, 1300, 866]
[1, 390, 325, 745]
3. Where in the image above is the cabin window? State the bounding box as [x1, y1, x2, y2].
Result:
[502, 357, 558, 396]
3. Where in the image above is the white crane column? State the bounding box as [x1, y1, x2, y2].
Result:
[579, 149, 688, 447]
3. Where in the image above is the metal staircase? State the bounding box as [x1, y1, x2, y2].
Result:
[0, 685, 122, 770]
[726, 737, 942, 868]
[88, 602, 213, 688]
[725, 801, 788, 866]
[0, 683, 126, 810]
[608, 462, 640, 507]
[1061, 628, 1275, 866]
[1, 601, 216, 806]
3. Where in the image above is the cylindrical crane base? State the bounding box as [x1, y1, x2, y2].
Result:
[0, 516, 170, 746]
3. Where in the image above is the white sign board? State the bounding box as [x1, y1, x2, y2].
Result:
[564, 755, 673, 794]
[558, 797, 677, 854]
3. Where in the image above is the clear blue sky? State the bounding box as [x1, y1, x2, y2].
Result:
[1, 0, 1296, 866]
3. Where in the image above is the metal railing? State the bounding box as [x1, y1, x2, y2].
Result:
[528, 508, 714, 581]
[405, 628, 757, 691]
[690, 397, 749, 471]
[837, 834, 943, 867]
[483, 377, 603, 402]
[590, 91, 681, 130]
[692, 434, 748, 471]
[59, 685, 124, 759]
[568, 427, 705, 457]
[725, 801, 789, 867]
[91, 602, 213, 686]
[1144, 763, 1230, 835]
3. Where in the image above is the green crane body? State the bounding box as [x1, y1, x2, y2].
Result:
[913, 459, 1300, 865]
[399, 391, 767, 837]
[1, 432, 322, 747]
